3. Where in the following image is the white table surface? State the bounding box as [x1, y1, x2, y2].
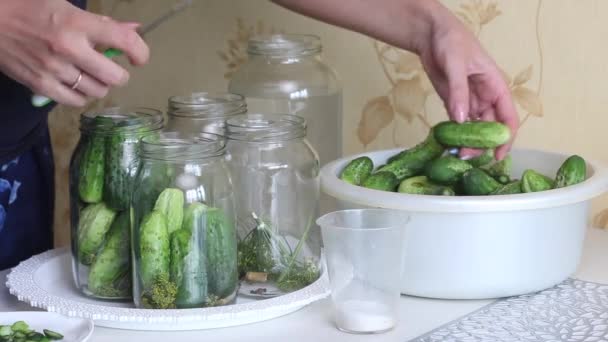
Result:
[1, 228, 607, 342]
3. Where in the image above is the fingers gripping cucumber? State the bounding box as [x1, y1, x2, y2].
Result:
[77, 203, 117, 265]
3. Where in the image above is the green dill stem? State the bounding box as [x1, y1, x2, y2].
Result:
[277, 213, 315, 284]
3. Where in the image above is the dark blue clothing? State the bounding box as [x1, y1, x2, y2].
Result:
[0, 0, 86, 269]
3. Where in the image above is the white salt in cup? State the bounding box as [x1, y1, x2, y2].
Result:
[317, 209, 409, 334]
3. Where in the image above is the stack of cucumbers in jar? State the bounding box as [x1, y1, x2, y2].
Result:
[74, 116, 139, 299]
[340, 121, 587, 195]
[135, 188, 237, 309]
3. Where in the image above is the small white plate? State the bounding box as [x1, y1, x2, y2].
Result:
[0, 312, 94, 342]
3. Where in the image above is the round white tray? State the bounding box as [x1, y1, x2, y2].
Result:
[6, 248, 330, 331]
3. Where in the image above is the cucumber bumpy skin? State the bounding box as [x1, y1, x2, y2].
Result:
[339, 156, 373, 186]
[77, 202, 117, 266]
[491, 180, 522, 195]
[205, 207, 238, 300]
[87, 211, 131, 298]
[154, 188, 185, 235]
[555, 155, 587, 188]
[139, 210, 171, 290]
[434, 121, 511, 149]
[398, 176, 455, 196]
[361, 171, 400, 192]
[171, 202, 208, 308]
[377, 130, 445, 180]
[426, 155, 473, 185]
[461, 168, 501, 195]
[522, 169, 554, 193]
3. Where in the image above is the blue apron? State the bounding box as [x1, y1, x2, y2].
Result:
[0, 0, 87, 270]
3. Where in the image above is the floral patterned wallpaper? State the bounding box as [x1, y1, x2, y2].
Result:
[49, 0, 608, 246]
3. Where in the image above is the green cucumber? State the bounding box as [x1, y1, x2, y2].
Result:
[154, 188, 185, 235]
[339, 157, 373, 186]
[171, 203, 208, 308]
[461, 168, 501, 195]
[205, 207, 238, 300]
[434, 121, 511, 148]
[555, 155, 587, 188]
[398, 176, 455, 196]
[483, 154, 512, 183]
[522, 169, 554, 193]
[467, 149, 495, 168]
[77, 203, 116, 265]
[426, 155, 473, 185]
[139, 210, 171, 289]
[103, 130, 140, 210]
[77, 134, 105, 204]
[361, 171, 399, 192]
[87, 211, 131, 298]
[377, 130, 445, 180]
[491, 180, 522, 195]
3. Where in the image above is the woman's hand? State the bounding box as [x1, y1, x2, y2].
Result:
[0, 0, 149, 107]
[273, 0, 519, 160]
[417, 9, 518, 160]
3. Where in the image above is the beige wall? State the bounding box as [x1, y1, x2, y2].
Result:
[50, 0, 608, 246]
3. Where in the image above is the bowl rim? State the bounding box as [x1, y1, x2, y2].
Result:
[321, 147, 608, 213]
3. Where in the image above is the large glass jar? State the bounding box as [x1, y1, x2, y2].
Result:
[131, 132, 238, 309]
[165, 92, 247, 136]
[228, 34, 342, 167]
[69, 107, 163, 300]
[226, 113, 321, 297]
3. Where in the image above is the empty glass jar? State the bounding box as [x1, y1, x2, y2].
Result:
[228, 34, 342, 214]
[228, 34, 342, 166]
[69, 107, 163, 300]
[166, 92, 247, 136]
[226, 113, 322, 296]
[130, 132, 238, 309]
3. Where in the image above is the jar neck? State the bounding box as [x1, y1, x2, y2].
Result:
[140, 132, 226, 163]
[247, 34, 322, 60]
[79, 107, 163, 135]
[226, 114, 306, 142]
[167, 92, 247, 119]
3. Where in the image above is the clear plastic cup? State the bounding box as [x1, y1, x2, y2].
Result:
[317, 209, 409, 334]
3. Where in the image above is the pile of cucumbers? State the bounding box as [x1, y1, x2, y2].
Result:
[74, 116, 143, 298]
[340, 121, 587, 196]
[136, 188, 238, 309]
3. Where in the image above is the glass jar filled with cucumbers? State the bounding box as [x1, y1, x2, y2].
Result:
[130, 132, 238, 309]
[69, 107, 163, 300]
[225, 113, 322, 297]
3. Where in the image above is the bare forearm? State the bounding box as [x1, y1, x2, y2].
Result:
[271, 0, 448, 54]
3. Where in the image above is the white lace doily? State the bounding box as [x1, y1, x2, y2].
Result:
[6, 248, 330, 331]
